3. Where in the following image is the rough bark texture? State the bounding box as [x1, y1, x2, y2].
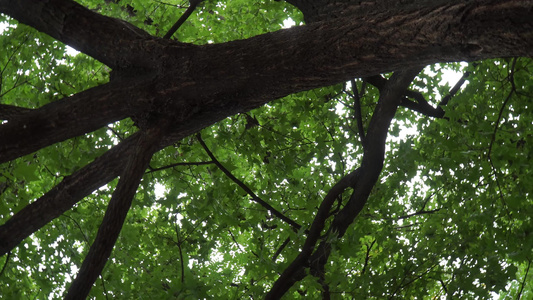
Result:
[0, 0, 532, 297]
[1, 0, 532, 163]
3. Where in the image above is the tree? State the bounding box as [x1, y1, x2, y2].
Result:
[0, 0, 532, 298]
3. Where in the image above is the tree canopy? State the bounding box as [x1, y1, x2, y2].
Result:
[0, 0, 532, 298]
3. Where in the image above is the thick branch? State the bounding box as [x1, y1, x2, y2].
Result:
[333, 67, 423, 236]
[0, 104, 33, 120]
[65, 126, 164, 299]
[367, 75, 446, 118]
[0, 103, 241, 255]
[0, 133, 142, 256]
[1, 0, 532, 163]
[0, 0, 151, 68]
[0, 81, 148, 164]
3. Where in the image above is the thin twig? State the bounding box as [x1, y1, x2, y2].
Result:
[147, 161, 214, 173]
[163, 0, 203, 39]
[0, 251, 10, 278]
[272, 236, 291, 262]
[361, 239, 376, 275]
[174, 216, 185, 283]
[517, 258, 531, 300]
[487, 58, 517, 159]
[350, 79, 366, 145]
[196, 133, 301, 231]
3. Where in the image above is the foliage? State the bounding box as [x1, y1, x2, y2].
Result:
[1, 0, 532, 299]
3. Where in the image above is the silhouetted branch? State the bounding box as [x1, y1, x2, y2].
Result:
[272, 236, 291, 262]
[265, 168, 361, 299]
[517, 257, 531, 300]
[439, 69, 472, 107]
[163, 0, 203, 39]
[266, 67, 423, 298]
[0, 251, 10, 278]
[488, 58, 517, 159]
[361, 239, 375, 275]
[350, 79, 366, 145]
[397, 208, 441, 220]
[0, 132, 144, 256]
[196, 133, 301, 231]
[147, 160, 214, 173]
[65, 126, 164, 299]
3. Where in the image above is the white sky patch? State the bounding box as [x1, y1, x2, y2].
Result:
[282, 18, 296, 28]
[440, 62, 468, 86]
[66, 46, 80, 56]
[0, 21, 10, 33]
[154, 182, 166, 199]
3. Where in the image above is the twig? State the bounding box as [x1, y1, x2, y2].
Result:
[196, 133, 301, 231]
[272, 236, 291, 262]
[398, 208, 441, 220]
[361, 239, 376, 275]
[147, 160, 214, 173]
[174, 216, 185, 283]
[517, 258, 531, 300]
[163, 0, 203, 39]
[0, 251, 10, 278]
[350, 79, 366, 145]
[487, 58, 517, 159]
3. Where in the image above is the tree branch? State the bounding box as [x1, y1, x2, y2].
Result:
[0, 104, 34, 121]
[0, 133, 141, 256]
[147, 160, 214, 173]
[0, 107, 242, 255]
[1, 1, 532, 164]
[163, 0, 203, 39]
[266, 67, 423, 298]
[65, 125, 164, 299]
[517, 257, 531, 300]
[361, 239, 376, 275]
[0, 251, 10, 278]
[439, 69, 472, 107]
[0, 81, 145, 164]
[0, 0, 152, 68]
[265, 167, 361, 299]
[272, 236, 291, 262]
[349, 79, 366, 145]
[488, 58, 517, 159]
[197, 133, 301, 231]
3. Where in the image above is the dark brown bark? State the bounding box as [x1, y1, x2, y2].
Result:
[0, 0, 152, 68]
[1, 0, 533, 164]
[0, 105, 239, 256]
